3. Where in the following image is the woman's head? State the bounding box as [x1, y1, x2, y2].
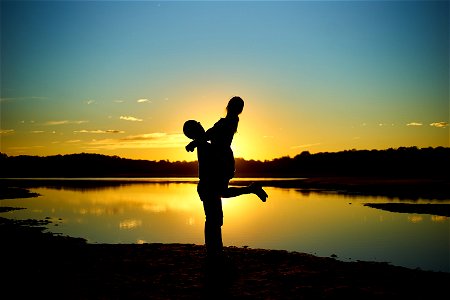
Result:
[226, 96, 244, 116]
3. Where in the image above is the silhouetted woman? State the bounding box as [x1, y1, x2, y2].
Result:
[186, 96, 243, 189]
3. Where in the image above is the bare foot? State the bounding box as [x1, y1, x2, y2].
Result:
[249, 182, 268, 202]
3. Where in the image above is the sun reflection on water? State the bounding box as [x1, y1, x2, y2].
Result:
[408, 215, 424, 223]
[119, 219, 142, 230]
[431, 215, 447, 222]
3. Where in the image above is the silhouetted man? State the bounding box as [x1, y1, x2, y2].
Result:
[183, 120, 267, 262]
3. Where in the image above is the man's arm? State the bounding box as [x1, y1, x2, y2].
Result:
[186, 139, 198, 152]
[186, 134, 209, 152]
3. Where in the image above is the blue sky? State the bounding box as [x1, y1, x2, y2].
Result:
[1, 0, 448, 161]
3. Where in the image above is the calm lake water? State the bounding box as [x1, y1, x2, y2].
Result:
[1, 178, 449, 273]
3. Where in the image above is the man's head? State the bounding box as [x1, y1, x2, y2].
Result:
[183, 120, 205, 140]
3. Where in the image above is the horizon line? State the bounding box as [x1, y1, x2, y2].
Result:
[1, 145, 448, 162]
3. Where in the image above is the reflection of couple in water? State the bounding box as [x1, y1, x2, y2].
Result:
[183, 96, 268, 264]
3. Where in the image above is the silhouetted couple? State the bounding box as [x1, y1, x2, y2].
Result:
[183, 96, 268, 264]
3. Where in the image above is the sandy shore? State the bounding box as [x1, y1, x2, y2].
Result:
[1, 180, 449, 299]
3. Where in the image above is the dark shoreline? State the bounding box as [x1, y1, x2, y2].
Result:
[363, 203, 450, 217]
[1, 182, 449, 299]
[1, 214, 449, 299]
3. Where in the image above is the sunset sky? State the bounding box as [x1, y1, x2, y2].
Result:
[1, 0, 448, 162]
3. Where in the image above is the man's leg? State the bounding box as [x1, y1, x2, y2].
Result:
[198, 183, 224, 257]
[203, 195, 223, 257]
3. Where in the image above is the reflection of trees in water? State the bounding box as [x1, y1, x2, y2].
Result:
[0, 179, 197, 192]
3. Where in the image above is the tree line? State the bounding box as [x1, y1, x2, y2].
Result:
[0, 146, 448, 178]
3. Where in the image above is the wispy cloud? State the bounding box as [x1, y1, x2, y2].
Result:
[85, 99, 95, 105]
[9, 146, 44, 150]
[430, 122, 448, 128]
[121, 133, 167, 141]
[120, 116, 143, 122]
[45, 120, 88, 125]
[0, 129, 15, 135]
[87, 132, 186, 150]
[65, 139, 81, 143]
[407, 122, 423, 126]
[31, 131, 45, 134]
[0, 96, 47, 102]
[74, 129, 125, 134]
[137, 98, 151, 103]
[291, 143, 321, 149]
